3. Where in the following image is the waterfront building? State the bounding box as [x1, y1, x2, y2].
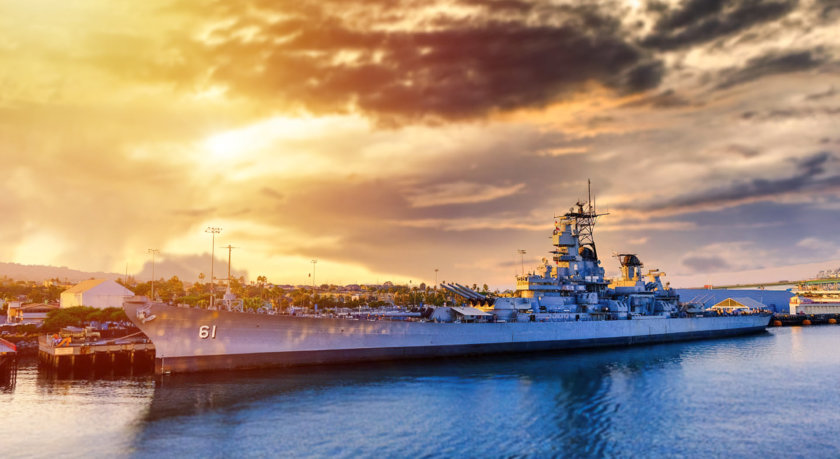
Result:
[60, 279, 134, 309]
[790, 277, 840, 314]
[6, 302, 60, 324]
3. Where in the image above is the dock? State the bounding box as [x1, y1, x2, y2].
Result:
[1, 338, 17, 390]
[38, 334, 155, 373]
[771, 313, 840, 327]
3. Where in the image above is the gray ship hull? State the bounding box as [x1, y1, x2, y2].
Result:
[124, 302, 771, 375]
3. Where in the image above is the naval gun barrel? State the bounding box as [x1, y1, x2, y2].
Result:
[454, 283, 486, 300]
[440, 283, 482, 301]
[448, 283, 481, 300]
[440, 283, 464, 297]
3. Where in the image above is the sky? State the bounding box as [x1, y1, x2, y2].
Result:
[1, 0, 839, 288]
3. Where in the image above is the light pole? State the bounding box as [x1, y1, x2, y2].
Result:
[517, 249, 526, 275]
[206, 227, 222, 308]
[147, 249, 159, 300]
[434, 268, 439, 288]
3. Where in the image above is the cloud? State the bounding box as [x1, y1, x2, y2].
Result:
[804, 86, 838, 101]
[162, 0, 663, 123]
[740, 106, 840, 121]
[632, 151, 840, 214]
[719, 144, 761, 158]
[406, 182, 526, 208]
[678, 241, 769, 274]
[681, 254, 731, 273]
[642, 0, 798, 50]
[714, 49, 829, 90]
[816, 0, 840, 20]
[619, 88, 694, 108]
[796, 237, 838, 255]
[135, 253, 248, 283]
[2, 0, 840, 290]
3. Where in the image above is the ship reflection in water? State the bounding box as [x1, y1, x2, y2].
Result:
[131, 330, 790, 458]
[8, 327, 840, 458]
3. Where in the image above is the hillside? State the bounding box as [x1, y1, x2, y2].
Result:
[0, 262, 122, 283]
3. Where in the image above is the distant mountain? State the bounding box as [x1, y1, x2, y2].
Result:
[0, 262, 123, 283]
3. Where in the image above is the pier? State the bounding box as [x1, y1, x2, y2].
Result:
[0, 337, 17, 369]
[771, 313, 840, 327]
[1, 338, 17, 390]
[38, 334, 155, 373]
[0, 338, 17, 370]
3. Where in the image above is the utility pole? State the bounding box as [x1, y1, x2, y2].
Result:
[147, 249, 159, 300]
[518, 249, 527, 275]
[205, 227, 222, 308]
[220, 244, 238, 288]
[311, 259, 318, 311]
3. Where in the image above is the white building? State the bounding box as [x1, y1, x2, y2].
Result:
[60, 279, 134, 309]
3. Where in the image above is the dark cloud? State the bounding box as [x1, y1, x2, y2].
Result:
[642, 0, 798, 51]
[682, 254, 731, 272]
[740, 105, 840, 121]
[619, 88, 694, 108]
[635, 151, 840, 212]
[715, 49, 828, 90]
[164, 0, 662, 123]
[799, 150, 832, 175]
[461, 0, 535, 13]
[816, 0, 840, 19]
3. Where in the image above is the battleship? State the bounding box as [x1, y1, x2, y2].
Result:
[124, 193, 771, 375]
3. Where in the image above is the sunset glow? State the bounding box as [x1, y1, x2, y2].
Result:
[1, 0, 839, 287]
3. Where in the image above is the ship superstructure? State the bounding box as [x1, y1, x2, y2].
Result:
[438, 198, 678, 323]
[124, 190, 770, 375]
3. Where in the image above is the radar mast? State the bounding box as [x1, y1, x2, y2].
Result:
[564, 179, 607, 260]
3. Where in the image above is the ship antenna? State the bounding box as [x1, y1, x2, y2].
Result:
[570, 180, 608, 261]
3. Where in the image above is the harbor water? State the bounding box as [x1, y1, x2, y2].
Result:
[2, 326, 840, 458]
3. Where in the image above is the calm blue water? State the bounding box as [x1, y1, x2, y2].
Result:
[3, 326, 840, 458]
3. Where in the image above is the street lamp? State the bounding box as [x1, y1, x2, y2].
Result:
[517, 249, 526, 275]
[147, 249, 159, 300]
[434, 268, 439, 288]
[206, 227, 222, 308]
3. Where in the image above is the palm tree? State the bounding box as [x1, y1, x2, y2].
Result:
[257, 275, 268, 299]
